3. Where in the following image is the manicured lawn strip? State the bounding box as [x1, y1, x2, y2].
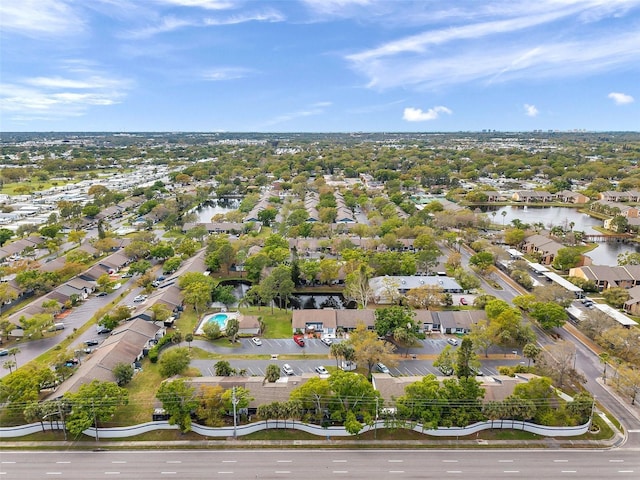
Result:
[110, 359, 163, 426]
[239, 306, 292, 338]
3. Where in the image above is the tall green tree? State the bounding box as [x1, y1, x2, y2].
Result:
[156, 379, 199, 433]
[64, 380, 129, 436]
[455, 337, 480, 378]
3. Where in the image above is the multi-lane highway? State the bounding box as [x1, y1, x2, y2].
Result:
[1, 449, 638, 479]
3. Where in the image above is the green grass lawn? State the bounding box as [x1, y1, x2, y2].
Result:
[239, 306, 292, 338]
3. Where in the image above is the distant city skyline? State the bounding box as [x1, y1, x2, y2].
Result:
[1, 0, 638, 132]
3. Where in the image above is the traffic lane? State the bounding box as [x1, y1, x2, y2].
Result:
[1, 449, 637, 480]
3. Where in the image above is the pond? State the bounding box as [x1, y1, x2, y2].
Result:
[487, 206, 640, 266]
[194, 198, 239, 223]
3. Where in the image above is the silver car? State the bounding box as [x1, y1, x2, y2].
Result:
[282, 364, 295, 376]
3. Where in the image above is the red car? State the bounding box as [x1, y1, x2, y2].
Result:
[293, 335, 305, 347]
[459, 298, 468, 305]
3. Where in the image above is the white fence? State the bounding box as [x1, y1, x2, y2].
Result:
[0, 418, 590, 439]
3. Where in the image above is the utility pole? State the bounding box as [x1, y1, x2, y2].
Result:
[58, 402, 67, 441]
[374, 397, 379, 440]
[92, 399, 99, 442]
[232, 386, 238, 439]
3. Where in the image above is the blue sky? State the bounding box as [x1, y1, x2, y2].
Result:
[1, 0, 639, 132]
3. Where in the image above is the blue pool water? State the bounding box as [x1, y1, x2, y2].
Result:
[208, 313, 228, 328]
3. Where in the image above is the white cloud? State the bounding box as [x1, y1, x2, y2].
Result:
[154, 0, 235, 9]
[345, 2, 640, 90]
[202, 67, 253, 81]
[524, 104, 539, 117]
[0, 66, 132, 121]
[403, 106, 452, 122]
[0, 0, 85, 37]
[262, 102, 331, 127]
[608, 92, 635, 105]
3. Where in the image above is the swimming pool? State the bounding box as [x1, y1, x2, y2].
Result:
[195, 311, 239, 335]
[208, 313, 228, 328]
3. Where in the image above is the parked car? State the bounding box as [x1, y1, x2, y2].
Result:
[133, 294, 147, 303]
[0, 349, 8, 357]
[376, 362, 390, 374]
[282, 364, 295, 376]
[447, 338, 459, 346]
[84, 339, 99, 346]
[459, 297, 468, 305]
[121, 273, 133, 278]
[438, 365, 454, 376]
[293, 335, 305, 347]
[320, 337, 333, 346]
[96, 291, 108, 297]
[315, 366, 329, 375]
[96, 325, 111, 334]
[251, 337, 262, 346]
[339, 361, 357, 371]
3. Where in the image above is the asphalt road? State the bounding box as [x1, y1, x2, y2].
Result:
[1, 449, 638, 479]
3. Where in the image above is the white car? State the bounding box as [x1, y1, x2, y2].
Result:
[133, 294, 147, 303]
[282, 364, 295, 376]
[315, 366, 329, 375]
[376, 362, 390, 374]
[447, 338, 459, 346]
[251, 337, 262, 346]
[320, 337, 333, 346]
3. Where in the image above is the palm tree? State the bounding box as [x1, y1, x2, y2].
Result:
[599, 352, 610, 385]
[501, 210, 507, 226]
[8, 347, 20, 369]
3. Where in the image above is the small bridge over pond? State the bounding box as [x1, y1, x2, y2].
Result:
[584, 233, 635, 242]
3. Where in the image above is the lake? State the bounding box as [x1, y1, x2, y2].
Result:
[194, 199, 239, 222]
[489, 206, 640, 266]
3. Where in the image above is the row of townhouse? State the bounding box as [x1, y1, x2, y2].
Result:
[304, 191, 320, 222]
[568, 264, 640, 291]
[4, 243, 133, 330]
[244, 190, 273, 223]
[292, 308, 485, 336]
[334, 190, 355, 223]
[45, 249, 214, 398]
[511, 190, 589, 204]
[519, 234, 564, 265]
[186, 372, 539, 417]
[598, 190, 640, 202]
[591, 200, 639, 218]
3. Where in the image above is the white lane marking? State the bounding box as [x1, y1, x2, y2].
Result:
[56, 462, 70, 464]
[443, 460, 459, 463]
[160, 472, 176, 475]
[277, 460, 293, 463]
[45, 473, 61, 476]
[504, 471, 520, 474]
[446, 471, 462, 474]
[618, 471, 634, 473]
[561, 471, 577, 473]
[217, 472, 234, 475]
[498, 460, 514, 463]
[389, 471, 405, 474]
[627, 430, 640, 433]
[0, 472, 6, 475]
[388, 460, 404, 463]
[104, 473, 120, 475]
[1, 462, 15, 464]
[166, 461, 181, 464]
[332, 471, 348, 474]
[554, 460, 568, 463]
[610, 460, 624, 463]
[221, 460, 237, 463]
[112, 461, 126, 464]
[333, 460, 347, 463]
[274, 471, 291, 474]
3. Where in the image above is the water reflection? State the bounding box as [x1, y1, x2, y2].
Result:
[486, 206, 640, 266]
[195, 198, 239, 222]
